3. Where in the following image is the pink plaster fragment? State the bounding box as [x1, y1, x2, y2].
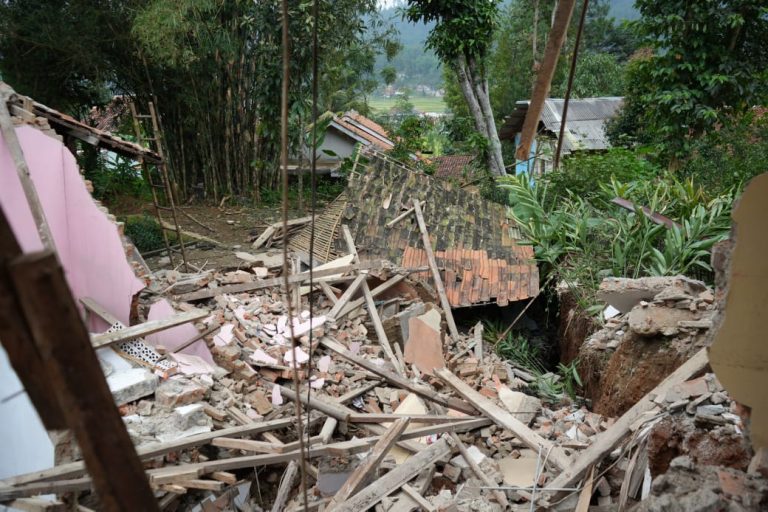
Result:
[146, 299, 213, 364]
[284, 346, 310, 365]
[318, 355, 332, 373]
[213, 324, 235, 346]
[250, 349, 278, 366]
[271, 384, 284, 406]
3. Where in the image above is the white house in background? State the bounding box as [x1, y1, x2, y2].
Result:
[500, 97, 624, 175]
[288, 111, 395, 175]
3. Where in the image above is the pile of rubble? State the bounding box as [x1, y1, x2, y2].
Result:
[3, 254, 767, 511]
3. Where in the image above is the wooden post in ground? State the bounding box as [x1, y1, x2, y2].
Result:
[412, 200, 460, 342]
[5, 243, 159, 510]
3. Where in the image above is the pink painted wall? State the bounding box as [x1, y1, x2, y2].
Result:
[0, 125, 145, 326]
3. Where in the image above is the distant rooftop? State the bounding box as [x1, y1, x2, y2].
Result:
[500, 97, 624, 153]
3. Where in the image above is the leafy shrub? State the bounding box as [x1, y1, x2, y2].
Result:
[123, 214, 170, 253]
[82, 151, 150, 202]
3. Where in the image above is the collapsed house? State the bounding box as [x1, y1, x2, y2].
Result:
[289, 149, 539, 308]
[1, 81, 767, 512]
[500, 97, 623, 175]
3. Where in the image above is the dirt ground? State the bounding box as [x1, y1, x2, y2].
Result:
[115, 201, 308, 271]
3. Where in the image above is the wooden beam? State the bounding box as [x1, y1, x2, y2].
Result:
[0, 84, 56, 249]
[514, 0, 577, 161]
[5, 417, 303, 486]
[333, 274, 407, 322]
[176, 260, 390, 302]
[0, 207, 65, 429]
[341, 225, 404, 375]
[327, 417, 411, 509]
[412, 200, 459, 341]
[449, 432, 509, 508]
[326, 273, 367, 319]
[8, 251, 159, 511]
[543, 348, 709, 498]
[90, 309, 208, 348]
[321, 337, 476, 415]
[435, 367, 571, 471]
[385, 201, 425, 228]
[0, 419, 489, 502]
[401, 484, 437, 512]
[329, 438, 452, 512]
[271, 461, 299, 512]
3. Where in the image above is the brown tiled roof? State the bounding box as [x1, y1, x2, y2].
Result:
[335, 111, 395, 151]
[290, 150, 538, 307]
[432, 154, 477, 182]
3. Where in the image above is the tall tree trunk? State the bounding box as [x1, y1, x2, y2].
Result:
[455, 55, 504, 176]
[468, 56, 506, 175]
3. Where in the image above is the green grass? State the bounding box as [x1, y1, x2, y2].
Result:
[368, 95, 447, 114]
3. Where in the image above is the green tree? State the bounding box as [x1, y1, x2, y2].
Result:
[404, 0, 506, 176]
[0, 0, 395, 199]
[610, 0, 768, 160]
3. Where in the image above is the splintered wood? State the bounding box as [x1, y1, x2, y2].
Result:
[0, 187, 729, 512]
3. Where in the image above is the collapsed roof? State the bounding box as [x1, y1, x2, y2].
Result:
[289, 150, 539, 307]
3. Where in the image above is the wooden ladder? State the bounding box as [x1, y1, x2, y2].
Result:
[129, 100, 189, 272]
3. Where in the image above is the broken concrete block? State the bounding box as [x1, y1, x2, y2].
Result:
[627, 304, 699, 337]
[403, 312, 445, 376]
[442, 463, 462, 483]
[497, 387, 541, 426]
[598, 276, 706, 313]
[107, 368, 159, 406]
[173, 403, 209, 430]
[498, 456, 538, 487]
[382, 302, 426, 348]
[156, 378, 206, 409]
[450, 444, 486, 469]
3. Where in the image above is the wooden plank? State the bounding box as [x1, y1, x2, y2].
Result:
[176, 260, 389, 302]
[435, 367, 571, 471]
[543, 348, 709, 499]
[412, 200, 460, 341]
[174, 479, 225, 492]
[212, 437, 285, 454]
[279, 386, 351, 422]
[8, 251, 159, 511]
[90, 309, 208, 348]
[271, 461, 299, 512]
[320, 337, 476, 415]
[334, 274, 406, 321]
[348, 413, 471, 424]
[159, 220, 223, 247]
[449, 432, 509, 508]
[341, 225, 404, 376]
[389, 466, 436, 512]
[5, 498, 66, 512]
[0, 207, 65, 429]
[401, 484, 437, 512]
[326, 273, 367, 319]
[327, 418, 411, 509]
[385, 200, 425, 228]
[210, 472, 237, 485]
[329, 438, 451, 512]
[0, 84, 55, 249]
[317, 280, 339, 304]
[4, 417, 301, 486]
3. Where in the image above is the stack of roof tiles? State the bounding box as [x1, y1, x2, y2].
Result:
[291, 150, 538, 308]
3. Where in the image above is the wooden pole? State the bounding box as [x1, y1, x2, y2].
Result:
[0, 85, 56, 250]
[515, 0, 577, 161]
[412, 199, 460, 342]
[8, 251, 159, 511]
[553, 0, 589, 170]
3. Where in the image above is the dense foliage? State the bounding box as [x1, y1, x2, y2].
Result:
[608, 0, 768, 160]
[0, 0, 396, 200]
[500, 150, 735, 311]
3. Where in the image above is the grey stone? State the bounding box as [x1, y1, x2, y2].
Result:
[107, 368, 159, 406]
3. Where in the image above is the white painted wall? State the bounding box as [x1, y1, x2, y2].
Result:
[0, 345, 55, 510]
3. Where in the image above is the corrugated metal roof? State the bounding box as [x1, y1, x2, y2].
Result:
[500, 97, 623, 153]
